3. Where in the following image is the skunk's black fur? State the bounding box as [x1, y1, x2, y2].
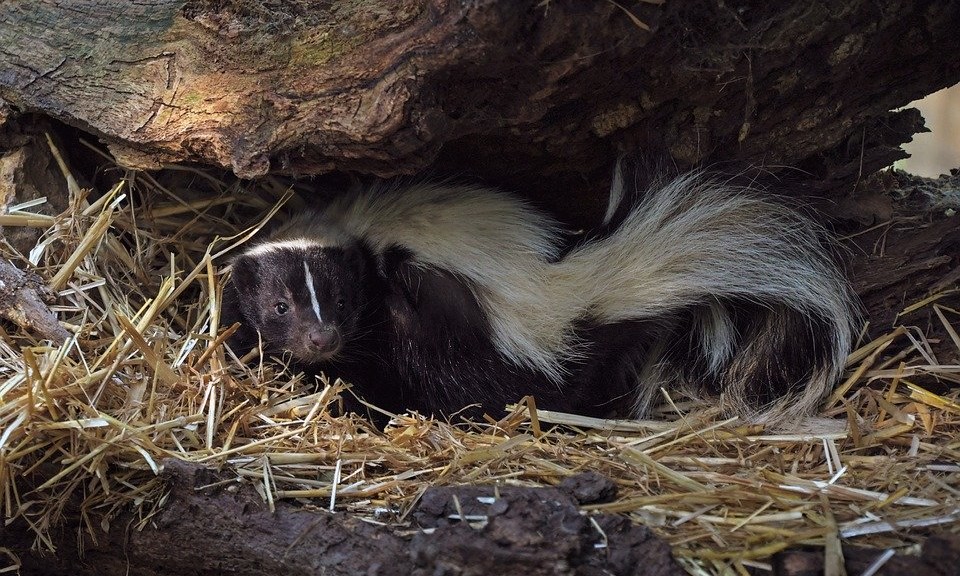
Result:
[222, 172, 858, 423]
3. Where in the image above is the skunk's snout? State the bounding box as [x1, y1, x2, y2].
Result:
[306, 325, 341, 356]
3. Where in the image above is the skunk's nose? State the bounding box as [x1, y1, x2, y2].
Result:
[307, 327, 341, 354]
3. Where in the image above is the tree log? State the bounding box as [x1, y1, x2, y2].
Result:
[772, 534, 960, 576]
[6, 461, 684, 576]
[1, 1, 958, 209]
[846, 170, 960, 357]
[0, 258, 69, 344]
[8, 457, 959, 576]
[0, 116, 72, 255]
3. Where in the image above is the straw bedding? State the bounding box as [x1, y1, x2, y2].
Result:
[1, 144, 958, 575]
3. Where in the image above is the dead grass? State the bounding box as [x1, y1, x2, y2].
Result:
[1, 140, 958, 575]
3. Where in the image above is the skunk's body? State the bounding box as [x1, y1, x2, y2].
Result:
[223, 173, 858, 422]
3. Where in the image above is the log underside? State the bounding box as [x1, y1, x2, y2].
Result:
[1, 1, 959, 223]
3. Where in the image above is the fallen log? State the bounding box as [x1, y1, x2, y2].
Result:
[7, 461, 684, 576]
[1, 1, 958, 209]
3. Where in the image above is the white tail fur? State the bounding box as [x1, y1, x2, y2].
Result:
[558, 171, 858, 420]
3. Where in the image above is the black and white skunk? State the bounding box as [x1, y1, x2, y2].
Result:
[222, 170, 858, 423]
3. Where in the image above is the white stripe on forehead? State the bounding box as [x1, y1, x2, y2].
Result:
[244, 238, 331, 257]
[303, 261, 323, 324]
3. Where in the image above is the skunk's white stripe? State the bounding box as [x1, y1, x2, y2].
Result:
[603, 157, 625, 226]
[245, 238, 330, 256]
[303, 261, 323, 323]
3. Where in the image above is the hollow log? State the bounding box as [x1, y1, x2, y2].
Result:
[1, 1, 958, 211]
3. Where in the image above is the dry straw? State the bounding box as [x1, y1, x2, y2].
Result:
[1, 143, 958, 575]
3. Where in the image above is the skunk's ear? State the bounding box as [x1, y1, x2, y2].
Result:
[228, 254, 260, 301]
[221, 254, 260, 354]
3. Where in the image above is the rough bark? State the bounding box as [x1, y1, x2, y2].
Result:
[0, 258, 69, 344]
[6, 461, 684, 576]
[772, 534, 960, 576]
[1, 1, 958, 212]
[0, 116, 71, 255]
[845, 170, 960, 359]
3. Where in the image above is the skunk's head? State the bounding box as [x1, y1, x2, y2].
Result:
[228, 240, 372, 364]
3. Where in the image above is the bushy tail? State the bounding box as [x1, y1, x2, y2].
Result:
[557, 171, 859, 422]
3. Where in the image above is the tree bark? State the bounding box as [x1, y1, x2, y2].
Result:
[1, 1, 958, 207]
[772, 534, 960, 576]
[846, 170, 960, 351]
[6, 461, 684, 576]
[0, 257, 69, 344]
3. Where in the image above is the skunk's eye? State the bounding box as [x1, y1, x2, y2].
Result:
[336, 298, 345, 311]
[274, 301, 289, 315]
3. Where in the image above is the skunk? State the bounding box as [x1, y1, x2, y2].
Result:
[222, 172, 858, 423]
